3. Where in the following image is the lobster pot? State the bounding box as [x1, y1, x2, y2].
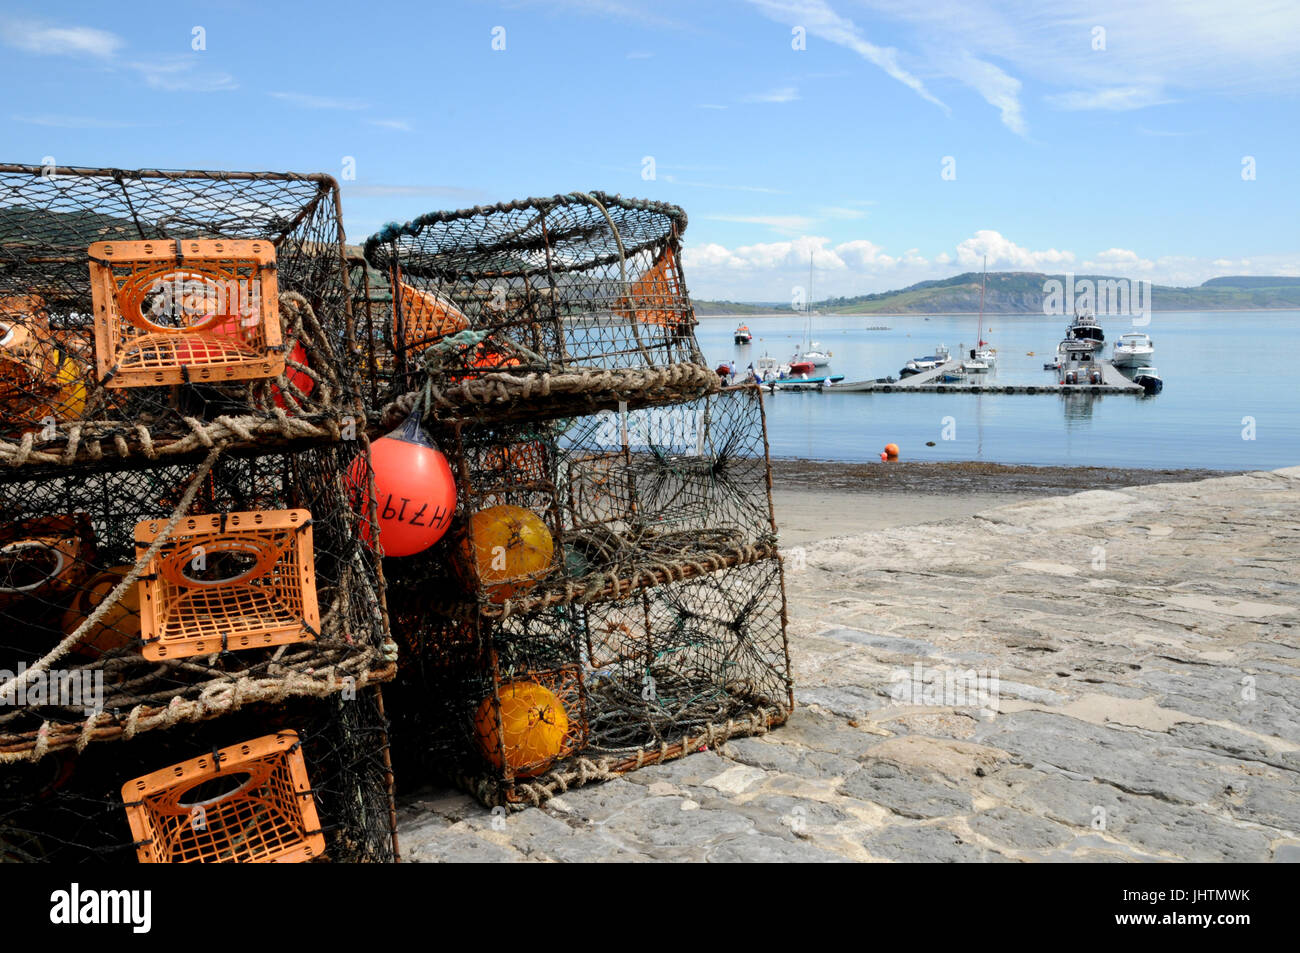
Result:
[384, 385, 778, 620]
[387, 557, 792, 807]
[0, 688, 397, 863]
[0, 164, 360, 465]
[0, 441, 394, 764]
[357, 192, 706, 415]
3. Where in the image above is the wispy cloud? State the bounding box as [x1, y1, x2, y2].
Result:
[11, 114, 146, 129]
[706, 213, 816, 232]
[271, 91, 368, 110]
[367, 118, 413, 132]
[0, 19, 122, 58]
[132, 59, 237, 92]
[745, 0, 947, 111]
[743, 86, 800, 103]
[944, 52, 1026, 135]
[821, 205, 869, 220]
[1045, 86, 1173, 111]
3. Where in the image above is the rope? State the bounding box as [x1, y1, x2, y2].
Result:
[0, 293, 362, 469]
[379, 362, 720, 429]
[0, 444, 223, 706]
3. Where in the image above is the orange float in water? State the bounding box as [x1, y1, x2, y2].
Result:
[474, 680, 570, 777]
[458, 505, 553, 604]
[884, 443, 900, 456]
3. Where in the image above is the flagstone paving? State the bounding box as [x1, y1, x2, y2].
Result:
[397, 467, 1300, 862]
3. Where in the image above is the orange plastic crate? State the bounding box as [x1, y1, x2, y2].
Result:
[121, 731, 325, 864]
[89, 239, 284, 387]
[134, 508, 319, 661]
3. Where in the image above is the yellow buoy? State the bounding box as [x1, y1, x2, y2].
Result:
[474, 680, 570, 777]
[60, 565, 141, 659]
[458, 505, 553, 604]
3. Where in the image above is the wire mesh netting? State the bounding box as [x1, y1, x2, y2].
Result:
[356, 192, 708, 419]
[0, 164, 360, 465]
[0, 687, 396, 863]
[388, 557, 791, 806]
[383, 385, 778, 621]
[0, 441, 394, 762]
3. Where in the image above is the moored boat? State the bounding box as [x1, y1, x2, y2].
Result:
[733, 324, 752, 344]
[1133, 365, 1163, 394]
[1066, 310, 1105, 351]
[1112, 332, 1153, 368]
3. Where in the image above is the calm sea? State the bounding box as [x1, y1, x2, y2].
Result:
[698, 311, 1300, 471]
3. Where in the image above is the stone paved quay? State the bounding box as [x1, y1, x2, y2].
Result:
[396, 468, 1300, 862]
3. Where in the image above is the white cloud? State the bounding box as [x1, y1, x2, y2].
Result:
[1, 20, 122, 58]
[821, 205, 869, 220]
[682, 230, 1300, 299]
[1045, 86, 1172, 111]
[132, 59, 237, 92]
[745, 0, 948, 111]
[367, 119, 413, 131]
[956, 230, 1074, 269]
[944, 52, 1026, 135]
[11, 114, 144, 129]
[1082, 248, 1155, 272]
[705, 214, 816, 233]
[743, 86, 800, 103]
[271, 91, 368, 110]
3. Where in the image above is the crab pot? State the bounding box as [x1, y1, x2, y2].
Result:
[0, 687, 397, 863]
[387, 556, 792, 807]
[0, 441, 394, 764]
[357, 192, 707, 415]
[0, 164, 360, 466]
[384, 385, 778, 619]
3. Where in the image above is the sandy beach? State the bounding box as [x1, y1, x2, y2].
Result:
[397, 463, 1298, 862]
[768, 460, 1229, 546]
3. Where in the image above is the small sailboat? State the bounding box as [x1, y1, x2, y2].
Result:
[791, 255, 832, 366]
[963, 256, 996, 372]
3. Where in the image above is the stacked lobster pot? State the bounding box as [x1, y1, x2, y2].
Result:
[359, 192, 794, 807]
[0, 164, 398, 863]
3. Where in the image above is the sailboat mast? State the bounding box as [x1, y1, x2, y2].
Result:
[977, 255, 987, 348]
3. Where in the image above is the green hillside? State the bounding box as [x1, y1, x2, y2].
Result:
[694, 272, 1300, 314]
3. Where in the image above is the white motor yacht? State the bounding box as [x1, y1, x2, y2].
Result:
[1112, 332, 1153, 368]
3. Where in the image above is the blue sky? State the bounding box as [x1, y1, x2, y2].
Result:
[2, 0, 1297, 300]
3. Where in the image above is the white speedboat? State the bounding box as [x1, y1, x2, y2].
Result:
[961, 358, 990, 374]
[900, 344, 950, 377]
[1112, 332, 1153, 368]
